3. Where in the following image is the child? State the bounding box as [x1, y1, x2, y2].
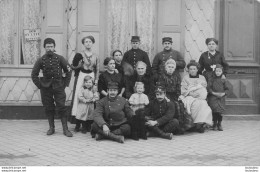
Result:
[207, 64, 229, 131]
[129, 82, 149, 112]
[75, 75, 99, 134]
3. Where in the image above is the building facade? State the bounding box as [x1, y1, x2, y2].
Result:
[0, 0, 259, 118]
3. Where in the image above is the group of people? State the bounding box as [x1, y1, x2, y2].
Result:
[31, 35, 229, 144]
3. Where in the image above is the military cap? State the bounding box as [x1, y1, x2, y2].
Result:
[44, 38, 56, 48]
[131, 36, 140, 42]
[107, 81, 119, 89]
[162, 37, 172, 43]
[155, 82, 166, 93]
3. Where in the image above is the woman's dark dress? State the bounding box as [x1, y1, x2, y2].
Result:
[198, 51, 229, 82]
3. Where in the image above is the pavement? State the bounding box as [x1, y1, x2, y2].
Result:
[0, 117, 260, 166]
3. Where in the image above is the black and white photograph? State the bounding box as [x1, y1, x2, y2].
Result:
[0, 0, 259, 171]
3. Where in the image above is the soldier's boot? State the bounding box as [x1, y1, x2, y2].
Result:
[150, 126, 173, 140]
[95, 129, 124, 143]
[217, 121, 223, 131]
[81, 121, 87, 134]
[74, 119, 81, 132]
[61, 116, 73, 137]
[47, 115, 55, 135]
[212, 121, 218, 131]
[107, 132, 124, 143]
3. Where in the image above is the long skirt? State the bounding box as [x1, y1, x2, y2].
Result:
[71, 71, 95, 117]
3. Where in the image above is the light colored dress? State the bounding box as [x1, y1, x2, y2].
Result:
[129, 93, 149, 112]
[75, 87, 99, 121]
[179, 74, 212, 125]
[72, 51, 99, 117]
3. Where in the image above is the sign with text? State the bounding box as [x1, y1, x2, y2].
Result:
[24, 29, 41, 41]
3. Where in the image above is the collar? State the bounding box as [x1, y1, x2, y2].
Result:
[189, 74, 199, 78]
[163, 48, 172, 52]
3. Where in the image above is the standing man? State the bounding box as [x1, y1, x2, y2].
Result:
[122, 36, 151, 74]
[31, 38, 73, 137]
[152, 37, 186, 78]
[92, 82, 134, 143]
[144, 83, 183, 140]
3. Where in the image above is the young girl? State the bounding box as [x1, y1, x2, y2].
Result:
[129, 82, 149, 112]
[75, 75, 99, 134]
[207, 64, 229, 131]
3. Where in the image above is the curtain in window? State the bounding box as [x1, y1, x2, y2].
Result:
[21, 0, 41, 65]
[0, 0, 15, 64]
[136, 0, 156, 61]
[106, 0, 129, 56]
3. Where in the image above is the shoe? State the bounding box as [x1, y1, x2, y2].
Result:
[74, 120, 81, 132]
[197, 124, 205, 133]
[61, 116, 73, 137]
[47, 128, 55, 135]
[217, 122, 223, 131]
[107, 133, 124, 143]
[212, 121, 217, 131]
[95, 133, 104, 141]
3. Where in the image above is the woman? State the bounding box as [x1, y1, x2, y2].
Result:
[112, 50, 124, 75]
[125, 61, 154, 100]
[156, 59, 192, 132]
[198, 38, 229, 82]
[71, 36, 100, 118]
[98, 57, 125, 99]
[179, 60, 212, 133]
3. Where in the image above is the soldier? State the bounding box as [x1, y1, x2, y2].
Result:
[152, 37, 186, 78]
[92, 82, 134, 143]
[122, 36, 151, 74]
[31, 38, 73, 137]
[144, 83, 182, 140]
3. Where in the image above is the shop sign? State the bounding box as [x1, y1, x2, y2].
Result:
[24, 29, 41, 41]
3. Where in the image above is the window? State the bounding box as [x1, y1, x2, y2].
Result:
[0, 0, 42, 67]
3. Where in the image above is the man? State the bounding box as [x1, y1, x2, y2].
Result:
[144, 83, 182, 140]
[31, 38, 72, 137]
[122, 36, 151, 74]
[92, 82, 134, 143]
[152, 37, 186, 77]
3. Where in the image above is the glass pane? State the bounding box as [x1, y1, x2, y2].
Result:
[136, 0, 156, 60]
[106, 0, 129, 56]
[20, 0, 41, 65]
[0, 0, 15, 64]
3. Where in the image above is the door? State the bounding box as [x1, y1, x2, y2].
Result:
[220, 0, 260, 114]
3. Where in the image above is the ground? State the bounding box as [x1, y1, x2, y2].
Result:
[0, 118, 259, 166]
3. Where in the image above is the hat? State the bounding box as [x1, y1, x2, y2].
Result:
[131, 36, 140, 42]
[215, 64, 223, 69]
[162, 37, 172, 43]
[44, 38, 55, 48]
[107, 81, 119, 89]
[155, 82, 166, 93]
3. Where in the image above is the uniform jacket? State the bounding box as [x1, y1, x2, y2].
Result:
[122, 48, 151, 74]
[152, 48, 186, 76]
[144, 99, 175, 126]
[93, 96, 134, 127]
[31, 53, 71, 89]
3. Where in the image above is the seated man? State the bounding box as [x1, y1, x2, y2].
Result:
[92, 81, 134, 143]
[144, 83, 182, 140]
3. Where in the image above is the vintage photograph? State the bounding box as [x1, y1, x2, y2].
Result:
[0, 0, 259, 170]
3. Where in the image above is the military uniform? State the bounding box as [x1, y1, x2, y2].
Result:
[152, 37, 186, 77]
[31, 38, 72, 137]
[144, 84, 182, 139]
[122, 36, 151, 74]
[91, 82, 134, 143]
